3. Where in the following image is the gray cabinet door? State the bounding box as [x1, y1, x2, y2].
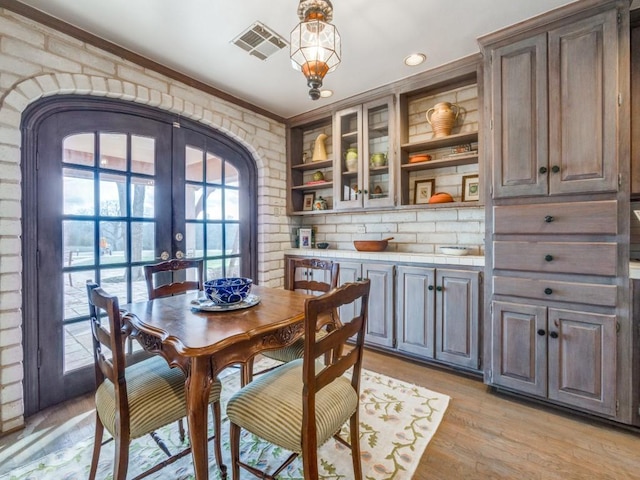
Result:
[490, 33, 548, 198]
[547, 9, 619, 195]
[547, 308, 617, 416]
[396, 266, 436, 358]
[337, 261, 361, 323]
[362, 263, 395, 348]
[491, 301, 548, 397]
[435, 269, 480, 369]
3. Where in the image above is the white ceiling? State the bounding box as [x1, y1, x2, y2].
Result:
[18, 0, 586, 119]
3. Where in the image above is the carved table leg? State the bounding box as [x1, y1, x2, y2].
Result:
[186, 356, 212, 480]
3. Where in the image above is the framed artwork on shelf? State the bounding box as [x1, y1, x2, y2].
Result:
[302, 192, 315, 211]
[462, 175, 480, 202]
[414, 179, 436, 205]
[299, 228, 313, 249]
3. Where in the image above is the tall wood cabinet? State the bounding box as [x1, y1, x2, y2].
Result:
[481, 0, 632, 423]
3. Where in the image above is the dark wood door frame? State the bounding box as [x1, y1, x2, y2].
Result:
[20, 95, 258, 415]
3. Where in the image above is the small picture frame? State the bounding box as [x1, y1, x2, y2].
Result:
[299, 228, 312, 249]
[302, 192, 315, 211]
[462, 175, 480, 202]
[414, 179, 436, 205]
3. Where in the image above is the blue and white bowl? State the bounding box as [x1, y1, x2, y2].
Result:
[204, 277, 253, 305]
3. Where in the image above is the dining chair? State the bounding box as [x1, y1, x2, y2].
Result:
[227, 279, 371, 480]
[86, 281, 224, 480]
[241, 258, 339, 386]
[144, 258, 204, 300]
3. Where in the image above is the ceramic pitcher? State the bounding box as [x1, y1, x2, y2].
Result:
[426, 102, 460, 138]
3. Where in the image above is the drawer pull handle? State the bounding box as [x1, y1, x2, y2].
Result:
[544, 254, 553, 262]
[544, 287, 553, 295]
[549, 331, 559, 339]
[551, 165, 560, 173]
[544, 215, 554, 223]
[428, 285, 434, 291]
[436, 286, 443, 292]
[537, 329, 546, 336]
[539, 166, 548, 174]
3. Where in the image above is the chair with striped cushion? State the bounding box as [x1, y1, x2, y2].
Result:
[227, 279, 371, 480]
[241, 258, 339, 386]
[86, 281, 225, 480]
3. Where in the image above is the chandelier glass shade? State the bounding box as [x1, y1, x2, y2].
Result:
[290, 0, 341, 100]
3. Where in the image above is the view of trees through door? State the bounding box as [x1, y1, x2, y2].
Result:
[22, 97, 257, 415]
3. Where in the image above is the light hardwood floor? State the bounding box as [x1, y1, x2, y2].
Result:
[1, 350, 640, 479]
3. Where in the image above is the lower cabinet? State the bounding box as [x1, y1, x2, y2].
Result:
[396, 266, 481, 370]
[337, 261, 395, 348]
[491, 300, 617, 416]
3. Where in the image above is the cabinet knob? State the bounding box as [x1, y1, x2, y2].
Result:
[549, 331, 559, 339]
[436, 286, 443, 292]
[544, 215, 554, 223]
[537, 329, 546, 336]
[539, 166, 548, 174]
[544, 254, 553, 262]
[544, 287, 553, 295]
[428, 285, 434, 291]
[551, 165, 560, 173]
[363, 189, 368, 194]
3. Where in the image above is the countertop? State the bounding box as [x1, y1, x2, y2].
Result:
[284, 248, 485, 267]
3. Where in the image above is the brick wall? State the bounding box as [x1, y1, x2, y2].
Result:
[0, 8, 293, 433]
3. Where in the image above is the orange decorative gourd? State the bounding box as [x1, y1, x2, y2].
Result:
[428, 192, 454, 204]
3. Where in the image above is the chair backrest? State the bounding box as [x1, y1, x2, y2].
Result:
[86, 281, 130, 429]
[144, 258, 204, 300]
[287, 257, 339, 295]
[301, 279, 371, 442]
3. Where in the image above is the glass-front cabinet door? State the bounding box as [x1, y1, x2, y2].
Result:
[333, 96, 395, 210]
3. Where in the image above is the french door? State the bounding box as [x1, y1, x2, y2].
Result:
[22, 98, 256, 414]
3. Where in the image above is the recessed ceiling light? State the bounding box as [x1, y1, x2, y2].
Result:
[404, 53, 426, 66]
[320, 89, 333, 98]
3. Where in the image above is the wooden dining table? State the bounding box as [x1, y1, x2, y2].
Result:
[122, 285, 310, 480]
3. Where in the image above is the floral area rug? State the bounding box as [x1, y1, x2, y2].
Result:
[1, 361, 450, 480]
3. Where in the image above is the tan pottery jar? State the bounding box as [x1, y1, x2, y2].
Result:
[426, 102, 460, 138]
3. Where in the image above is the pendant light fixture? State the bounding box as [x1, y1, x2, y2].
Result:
[290, 0, 341, 100]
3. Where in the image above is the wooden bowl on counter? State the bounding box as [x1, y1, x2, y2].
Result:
[353, 237, 394, 252]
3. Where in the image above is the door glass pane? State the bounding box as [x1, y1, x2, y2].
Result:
[131, 135, 155, 175]
[131, 221, 154, 263]
[185, 184, 203, 220]
[186, 146, 203, 182]
[225, 161, 239, 186]
[100, 173, 126, 216]
[206, 223, 222, 257]
[63, 220, 95, 265]
[100, 133, 127, 171]
[63, 169, 94, 215]
[100, 221, 127, 264]
[131, 177, 154, 218]
[205, 187, 222, 220]
[64, 271, 96, 318]
[225, 223, 240, 255]
[185, 222, 203, 258]
[206, 258, 223, 280]
[99, 267, 128, 298]
[131, 265, 148, 303]
[64, 319, 93, 373]
[224, 188, 239, 220]
[367, 103, 390, 200]
[225, 258, 241, 278]
[63, 133, 94, 167]
[206, 153, 222, 184]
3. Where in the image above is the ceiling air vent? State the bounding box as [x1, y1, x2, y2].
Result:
[232, 22, 288, 60]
